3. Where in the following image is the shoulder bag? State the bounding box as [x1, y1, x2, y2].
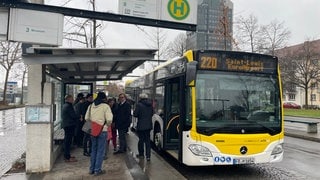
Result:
[82, 105, 92, 134]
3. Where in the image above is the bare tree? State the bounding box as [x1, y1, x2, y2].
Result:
[105, 82, 124, 97]
[277, 40, 320, 108]
[136, 26, 168, 68]
[0, 41, 21, 104]
[235, 14, 264, 53]
[164, 33, 187, 58]
[261, 19, 291, 56]
[10, 62, 28, 104]
[213, 1, 234, 51]
[63, 0, 106, 48]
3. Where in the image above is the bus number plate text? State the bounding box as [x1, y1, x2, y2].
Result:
[200, 56, 217, 70]
[233, 158, 255, 164]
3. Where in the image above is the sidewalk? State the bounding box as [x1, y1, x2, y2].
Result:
[1, 131, 186, 180]
[2, 145, 138, 180]
[2, 128, 320, 180]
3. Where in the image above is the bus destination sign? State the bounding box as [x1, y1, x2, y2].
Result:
[198, 51, 277, 74]
[225, 58, 264, 72]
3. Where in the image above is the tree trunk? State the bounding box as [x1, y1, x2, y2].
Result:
[2, 68, 10, 104]
[21, 69, 26, 104]
[304, 87, 308, 109]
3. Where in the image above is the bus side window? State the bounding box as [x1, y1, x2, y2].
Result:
[155, 85, 165, 118]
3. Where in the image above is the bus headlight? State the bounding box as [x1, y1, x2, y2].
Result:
[271, 144, 283, 155]
[188, 144, 212, 157]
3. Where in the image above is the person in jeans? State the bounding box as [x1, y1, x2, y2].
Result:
[81, 93, 94, 156]
[61, 95, 79, 163]
[133, 93, 153, 161]
[114, 93, 131, 154]
[85, 92, 113, 176]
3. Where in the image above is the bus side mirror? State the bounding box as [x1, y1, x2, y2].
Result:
[186, 61, 198, 87]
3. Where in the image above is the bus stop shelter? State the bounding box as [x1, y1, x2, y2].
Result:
[22, 47, 156, 173]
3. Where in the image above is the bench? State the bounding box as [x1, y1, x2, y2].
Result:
[284, 119, 319, 133]
[53, 128, 65, 145]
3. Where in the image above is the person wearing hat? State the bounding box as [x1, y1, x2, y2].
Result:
[85, 91, 113, 176]
[74, 93, 84, 106]
[61, 94, 80, 162]
[81, 93, 94, 156]
[133, 93, 153, 161]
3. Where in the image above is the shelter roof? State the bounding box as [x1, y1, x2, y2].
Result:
[23, 47, 157, 82]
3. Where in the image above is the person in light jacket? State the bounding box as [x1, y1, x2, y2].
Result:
[85, 92, 112, 176]
[133, 93, 153, 161]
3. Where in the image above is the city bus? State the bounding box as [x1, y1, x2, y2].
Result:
[126, 50, 284, 166]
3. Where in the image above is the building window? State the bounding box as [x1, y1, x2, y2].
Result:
[288, 94, 296, 101]
[311, 82, 318, 89]
[311, 94, 316, 101]
[312, 59, 319, 65]
[287, 83, 296, 92]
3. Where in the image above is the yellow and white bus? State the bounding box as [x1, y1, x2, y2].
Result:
[126, 50, 284, 166]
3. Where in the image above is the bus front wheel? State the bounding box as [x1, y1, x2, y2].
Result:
[153, 127, 162, 152]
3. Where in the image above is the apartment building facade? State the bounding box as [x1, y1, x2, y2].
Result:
[276, 39, 320, 108]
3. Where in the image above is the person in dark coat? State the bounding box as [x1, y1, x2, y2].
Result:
[81, 93, 94, 156]
[61, 94, 80, 162]
[114, 93, 132, 154]
[133, 93, 153, 161]
[73, 93, 84, 106]
[74, 96, 85, 147]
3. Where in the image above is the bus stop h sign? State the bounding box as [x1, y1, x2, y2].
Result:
[167, 0, 190, 21]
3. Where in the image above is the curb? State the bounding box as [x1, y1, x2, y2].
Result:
[285, 132, 320, 143]
[125, 151, 149, 180]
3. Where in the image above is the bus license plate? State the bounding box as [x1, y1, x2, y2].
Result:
[233, 158, 255, 164]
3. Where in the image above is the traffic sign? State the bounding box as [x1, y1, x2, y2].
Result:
[167, 0, 190, 20]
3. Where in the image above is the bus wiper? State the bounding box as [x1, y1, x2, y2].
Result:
[198, 98, 230, 102]
[200, 126, 234, 134]
[247, 121, 276, 134]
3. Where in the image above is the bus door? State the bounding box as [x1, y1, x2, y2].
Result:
[164, 78, 180, 152]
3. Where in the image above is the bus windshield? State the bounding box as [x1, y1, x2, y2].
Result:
[195, 71, 281, 135]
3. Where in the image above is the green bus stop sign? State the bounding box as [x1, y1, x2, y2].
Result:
[167, 0, 190, 20]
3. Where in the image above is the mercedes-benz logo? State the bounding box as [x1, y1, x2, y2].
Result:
[240, 146, 248, 155]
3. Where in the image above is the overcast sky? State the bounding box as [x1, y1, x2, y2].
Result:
[233, 0, 320, 46]
[46, 0, 320, 48]
[1, 0, 320, 83]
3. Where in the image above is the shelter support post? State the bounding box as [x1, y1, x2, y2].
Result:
[26, 64, 55, 173]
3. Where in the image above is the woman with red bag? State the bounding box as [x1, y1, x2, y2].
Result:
[85, 92, 112, 176]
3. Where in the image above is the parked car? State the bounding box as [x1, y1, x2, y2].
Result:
[283, 102, 301, 109]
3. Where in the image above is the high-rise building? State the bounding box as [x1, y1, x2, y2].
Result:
[187, 0, 233, 51]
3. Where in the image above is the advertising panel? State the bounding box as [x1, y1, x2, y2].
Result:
[8, 8, 64, 46]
